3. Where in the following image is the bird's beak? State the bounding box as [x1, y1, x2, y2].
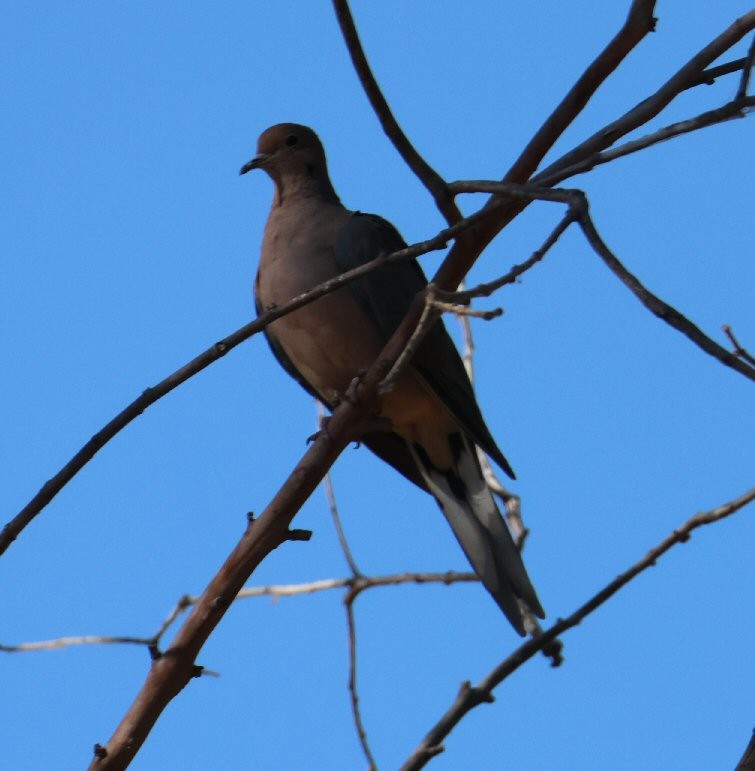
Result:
[239, 153, 269, 175]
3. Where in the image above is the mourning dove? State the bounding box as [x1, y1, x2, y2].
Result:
[241, 123, 544, 635]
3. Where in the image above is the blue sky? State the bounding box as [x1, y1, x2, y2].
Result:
[2, 2, 753, 769]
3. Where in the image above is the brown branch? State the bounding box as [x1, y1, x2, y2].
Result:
[2, 204, 501, 559]
[432, 9, 754, 295]
[735, 727, 755, 771]
[318, 400, 363, 577]
[683, 57, 749, 89]
[500, 0, 658, 189]
[439, 202, 576, 301]
[87, 400, 368, 768]
[401, 486, 755, 770]
[379, 290, 440, 396]
[575, 206, 755, 382]
[537, 95, 755, 187]
[2, 573, 479, 655]
[535, 11, 755, 185]
[331, 0, 461, 226]
[450, 181, 755, 383]
[344, 589, 377, 771]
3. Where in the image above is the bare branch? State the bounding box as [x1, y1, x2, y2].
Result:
[537, 95, 755, 187]
[317, 401, 363, 577]
[2, 204, 503, 558]
[684, 57, 750, 90]
[429, 299, 502, 321]
[535, 11, 755, 185]
[344, 591, 377, 771]
[431, 10, 755, 294]
[439, 203, 576, 301]
[401, 486, 755, 770]
[576, 207, 755, 382]
[501, 0, 658, 187]
[2, 573, 477, 655]
[88, 411, 362, 768]
[0, 635, 153, 654]
[379, 289, 440, 396]
[331, 0, 461, 226]
[451, 181, 755, 383]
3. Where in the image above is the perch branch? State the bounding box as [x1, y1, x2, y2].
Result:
[2, 204, 504, 558]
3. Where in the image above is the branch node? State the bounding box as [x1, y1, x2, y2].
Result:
[147, 644, 162, 661]
[93, 744, 108, 760]
[424, 744, 445, 760]
[191, 664, 204, 679]
[471, 686, 495, 705]
[541, 637, 565, 668]
[287, 528, 313, 542]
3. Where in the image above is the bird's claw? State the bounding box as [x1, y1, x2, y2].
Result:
[306, 414, 332, 444]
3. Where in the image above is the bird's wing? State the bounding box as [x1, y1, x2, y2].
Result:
[334, 212, 515, 479]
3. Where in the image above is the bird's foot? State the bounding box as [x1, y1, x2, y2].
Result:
[306, 414, 332, 444]
[341, 370, 368, 405]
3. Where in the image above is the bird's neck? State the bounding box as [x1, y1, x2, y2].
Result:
[272, 169, 341, 208]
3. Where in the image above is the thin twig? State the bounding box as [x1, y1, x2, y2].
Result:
[2, 203, 505, 558]
[344, 589, 377, 771]
[537, 96, 755, 187]
[575, 206, 755, 383]
[379, 289, 440, 395]
[401, 486, 755, 770]
[456, 306, 522, 537]
[723, 325, 755, 366]
[429, 300, 502, 321]
[683, 57, 749, 89]
[500, 0, 658, 187]
[535, 11, 755, 185]
[0, 635, 153, 653]
[2, 573, 478, 655]
[317, 401, 363, 577]
[440, 205, 576, 302]
[735, 34, 755, 100]
[450, 181, 755, 383]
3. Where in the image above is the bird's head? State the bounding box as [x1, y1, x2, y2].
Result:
[240, 123, 338, 204]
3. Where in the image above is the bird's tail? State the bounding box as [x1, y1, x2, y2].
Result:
[411, 436, 544, 636]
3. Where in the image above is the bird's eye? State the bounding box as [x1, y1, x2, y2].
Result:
[285, 134, 299, 147]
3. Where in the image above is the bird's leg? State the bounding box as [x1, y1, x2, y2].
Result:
[306, 411, 333, 444]
[306, 371, 393, 445]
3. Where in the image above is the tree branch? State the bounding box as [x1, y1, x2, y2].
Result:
[576, 205, 755, 382]
[2, 205, 504, 559]
[535, 11, 755, 185]
[537, 95, 755, 186]
[501, 0, 658, 189]
[401, 486, 755, 770]
[1, 573, 479, 655]
[450, 181, 755, 383]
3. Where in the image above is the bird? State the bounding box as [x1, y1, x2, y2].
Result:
[241, 123, 544, 635]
